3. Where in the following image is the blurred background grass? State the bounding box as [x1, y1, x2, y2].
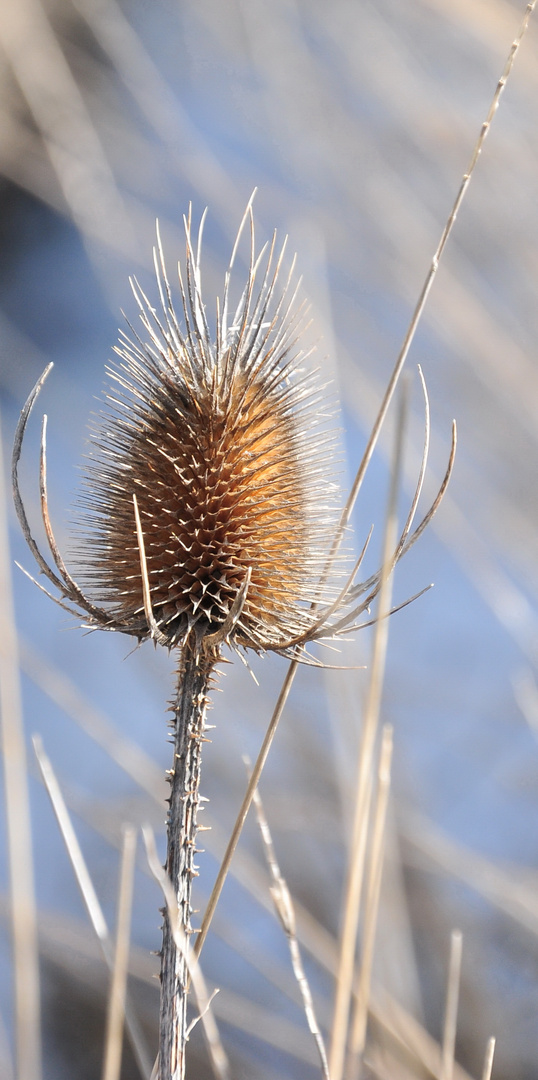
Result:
[1, 0, 538, 1077]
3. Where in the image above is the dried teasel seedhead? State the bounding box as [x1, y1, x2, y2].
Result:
[13, 204, 456, 662]
[72, 206, 344, 656]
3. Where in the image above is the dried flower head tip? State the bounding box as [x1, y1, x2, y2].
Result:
[13, 204, 456, 661]
[75, 206, 346, 656]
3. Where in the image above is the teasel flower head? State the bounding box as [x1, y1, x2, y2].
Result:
[75, 204, 346, 657]
[12, 202, 454, 663]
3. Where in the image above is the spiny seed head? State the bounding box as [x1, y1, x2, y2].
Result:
[14, 209, 452, 659]
[73, 206, 343, 656]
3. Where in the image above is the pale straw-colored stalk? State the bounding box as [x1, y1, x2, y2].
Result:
[0, 414, 42, 1080]
[441, 930, 463, 1080]
[194, 659, 298, 962]
[329, 383, 408, 1080]
[0, 1007, 14, 1080]
[346, 723, 393, 1072]
[368, 988, 474, 1080]
[32, 735, 152, 1079]
[101, 824, 138, 1080]
[21, 637, 165, 798]
[481, 1037, 496, 1080]
[0, 0, 137, 262]
[248, 760, 330, 1080]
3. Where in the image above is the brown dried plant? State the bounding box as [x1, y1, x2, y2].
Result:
[12, 200, 454, 1080]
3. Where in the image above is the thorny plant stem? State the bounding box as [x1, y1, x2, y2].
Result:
[160, 645, 215, 1080]
[143, 827, 230, 1080]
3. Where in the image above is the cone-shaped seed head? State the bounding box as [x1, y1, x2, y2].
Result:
[74, 211, 341, 654]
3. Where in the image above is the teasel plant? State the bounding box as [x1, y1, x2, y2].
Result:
[12, 190, 457, 1080]
[4, 0, 537, 1075]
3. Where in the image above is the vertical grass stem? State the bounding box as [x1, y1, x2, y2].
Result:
[102, 824, 137, 1080]
[441, 930, 463, 1080]
[0, 414, 42, 1080]
[481, 1037, 496, 1080]
[329, 384, 408, 1080]
[347, 723, 393, 1070]
[32, 735, 152, 1078]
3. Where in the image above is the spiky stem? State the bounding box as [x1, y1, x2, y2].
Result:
[159, 645, 214, 1080]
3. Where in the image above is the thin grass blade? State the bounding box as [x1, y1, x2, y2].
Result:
[0, 413, 42, 1080]
[329, 382, 408, 1080]
[101, 824, 137, 1080]
[32, 736, 152, 1079]
[441, 930, 463, 1080]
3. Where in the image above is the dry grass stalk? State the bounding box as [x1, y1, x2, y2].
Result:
[21, 636, 165, 799]
[368, 988, 474, 1080]
[101, 824, 138, 1080]
[248, 759, 330, 1080]
[513, 669, 538, 743]
[347, 723, 393, 1072]
[329, 384, 408, 1080]
[32, 735, 109, 944]
[194, 657, 298, 963]
[32, 735, 152, 1078]
[0, 1009, 14, 1080]
[481, 1037, 496, 1080]
[441, 930, 463, 1080]
[401, 808, 538, 939]
[0, 414, 42, 1080]
[0, 0, 136, 262]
